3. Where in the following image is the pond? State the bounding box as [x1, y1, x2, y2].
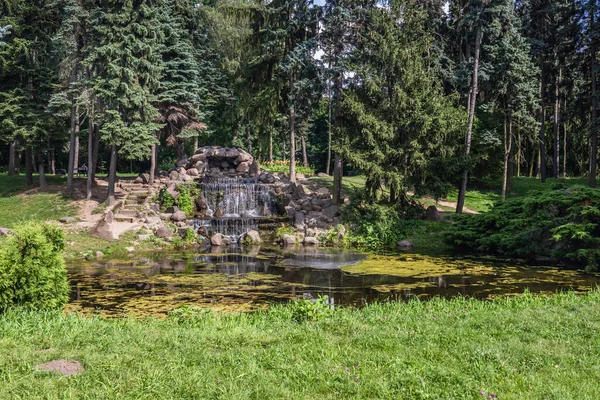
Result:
[66, 246, 600, 317]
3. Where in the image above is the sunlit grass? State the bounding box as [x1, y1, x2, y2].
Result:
[1, 290, 599, 398]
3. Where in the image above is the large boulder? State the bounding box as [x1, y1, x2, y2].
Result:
[236, 162, 250, 174]
[211, 233, 224, 246]
[134, 173, 150, 184]
[322, 205, 339, 218]
[425, 205, 443, 222]
[187, 168, 199, 176]
[171, 211, 187, 222]
[176, 159, 188, 168]
[281, 234, 296, 246]
[304, 237, 320, 246]
[169, 171, 180, 181]
[294, 212, 306, 229]
[243, 230, 262, 244]
[249, 161, 261, 177]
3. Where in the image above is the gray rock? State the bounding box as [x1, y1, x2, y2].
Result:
[182, 174, 193, 182]
[397, 240, 413, 250]
[144, 216, 162, 225]
[59, 216, 77, 224]
[294, 212, 305, 229]
[169, 171, 180, 181]
[317, 187, 331, 197]
[285, 206, 296, 217]
[171, 211, 187, 222]
[301, 201, 313, 212]
[211, 233, 224, 246]
[221, 161, 230, 169]
[321, 199, 332, 209]
[137, 234, 150, 241]
[293, 184, 306, 200]
[0, 227, 12, 236]
[235, 151, 252, 164]
[194, 161, 206, 173]
[425, 205, 442, 222]
[176, 159, 188, 168]
[243, 230, 262, 244]
[159, 213, 173, 221]
[94, 251, 104, 259]
[281, 234, 296, 246]
[155, 227, 172, 238]
[249, 161, 261, 177]
[304, 237, 320, 245]
[236, 161, 250, 174]
[166, 206, 180, 214]
[322, 205, 339, 218]
[317, 172, 329, 177]
[187, 168, 199, 176]
[134, 173, 150, 184]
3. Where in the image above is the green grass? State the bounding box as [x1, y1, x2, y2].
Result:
[1, 291, 600, 399]
[0, 173, 68, 197]
[306, 175, 367, 199]
[0, 193, 76, 229]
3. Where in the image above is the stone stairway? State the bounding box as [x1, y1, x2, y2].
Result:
[115, 181, 156, 223]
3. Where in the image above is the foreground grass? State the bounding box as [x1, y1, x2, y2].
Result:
[0, 193, 76, 229]
[1, 291, 600, 399]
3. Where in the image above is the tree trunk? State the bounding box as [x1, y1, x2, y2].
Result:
[591, 3, 598, 188]
[282, 129, 287, 161]
[456, 25, 481, 214]
[507, 118, 515, 193]
[38, 150, 47, 189]
[49, 148, 56, 175]
[530, 148, 537, 177]
[289, 105, 296, 184]
[150, 143, 156, 185]
[86, 101, 94, 200]
[67, 103, 79, 195]
[326, 70, 333, 175]
[516, 122, 521, 177]
[562, 97, 567, 178]
[91, 124, 100, 184]
[15, 151, 21, 174]
[107, 144, 118, 205]
[333, 154, 343, 205]
[73, 134, 79, 173]
[502, 114, 515, 201]
[25, 147, 33, 186]
[8, 141, 16, 176]
[539, 70, 547, 183]
[193, 136, 198, 153]
[301, 131, 308, 168]
[269, 128, 273, 162]
[552, 67, 560, 178]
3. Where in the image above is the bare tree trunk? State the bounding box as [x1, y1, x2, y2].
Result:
[332, 154, 343, 205]
[73, 135, 79, 173]
[269, 128, 273, 162]
[562, 97, 567, 178]
[539, 71, 548, 183]
[326, 69, 332, 175]
[289, 105, 296, 184]
[529, 148, 537, 177]
[25, 147, 33, 186]
[49, 148, 56, 175]
[502, 114, 515, 201]
[301, 131, 308, 168]
[8, 141, 16, 176]
[552, 66, 560, 178]
[86, 101, 94, 199]
[193, 136, 198, 153]
[591, 3, 598, 187]
[246, 122, 252, 155]
[38, 150, 47, 189]
[149, 143, 156, 185]
[457, 25, 481, 214]
[282, 129, 287, 161]
[516, 122, 521, 177]
[507, 118, 515, 193]
[107, 144, 118, 205]
[67, 103, 79, 195]
[91, 124, 100, 184]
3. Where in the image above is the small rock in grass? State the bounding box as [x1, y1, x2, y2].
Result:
[59, 217, 77, 224]
[94, 251, 104, 259]
[35, 360, 84, 376]
[397, 240, 413, 250]
[0, 227, 12, 236]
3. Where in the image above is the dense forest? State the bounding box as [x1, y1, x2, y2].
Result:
[1, 0, 599, 208]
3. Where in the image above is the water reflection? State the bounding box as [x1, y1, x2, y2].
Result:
[65, 246, 600, 317]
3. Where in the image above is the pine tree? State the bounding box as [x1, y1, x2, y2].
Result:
[87, 0, 163, 204]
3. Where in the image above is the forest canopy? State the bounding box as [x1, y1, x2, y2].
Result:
[1, 0, 600, 206]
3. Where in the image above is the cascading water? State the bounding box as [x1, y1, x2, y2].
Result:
[193, 177, 277, 242]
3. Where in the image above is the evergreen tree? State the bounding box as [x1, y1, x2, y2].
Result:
[87, 0, 163, 204]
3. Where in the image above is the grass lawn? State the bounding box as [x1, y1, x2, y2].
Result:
[1, 291, 599, 399]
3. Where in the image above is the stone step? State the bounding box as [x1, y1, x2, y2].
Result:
[124, 199, 142, 205]
[115, 215, 135, 222]
[117, 210, 139, 217]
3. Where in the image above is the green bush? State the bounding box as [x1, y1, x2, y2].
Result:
[176, 183, 199, 217]
[156, 187, 175, 209]
[445, 187, 600, 271]
[0, 223, 69, 310]
[342, 197, 423, 251]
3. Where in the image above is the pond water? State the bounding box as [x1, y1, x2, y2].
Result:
[66, 246, 600, 317]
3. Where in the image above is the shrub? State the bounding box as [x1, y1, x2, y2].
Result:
[284, 295, 333, 322]
[0, 223, 69, 310]
[176, 183, 199, 217]
[260, 160, 315, 175]
[445, 187, 600, 271]
[342, 196, 423, 251]
[156, 188, 175, 209]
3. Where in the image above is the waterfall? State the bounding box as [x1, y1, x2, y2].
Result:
[194, 177, 276, 242]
